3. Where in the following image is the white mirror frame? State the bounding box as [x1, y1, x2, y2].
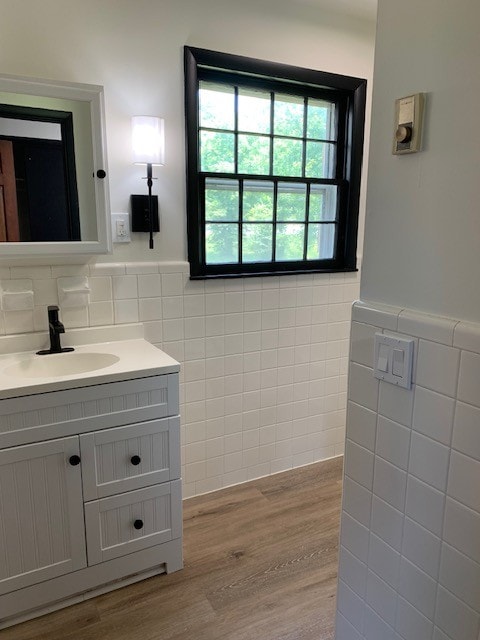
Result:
[0, 74, 112, 258]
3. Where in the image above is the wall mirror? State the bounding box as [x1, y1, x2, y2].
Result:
[0, 74, 111, 258]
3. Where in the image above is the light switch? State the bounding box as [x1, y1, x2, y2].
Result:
[392, 349, 404, 377]
[378, 343, 390, 372]
[374, 332, 415, 389]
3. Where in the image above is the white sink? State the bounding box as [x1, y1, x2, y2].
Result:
[0, 326, 180, 399]
[4, 352, 120, 379]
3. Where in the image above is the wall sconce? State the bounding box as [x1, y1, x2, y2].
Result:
[131, 115, 165, 249]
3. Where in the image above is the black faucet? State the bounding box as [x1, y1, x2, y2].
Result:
[37, 306, 75, 355]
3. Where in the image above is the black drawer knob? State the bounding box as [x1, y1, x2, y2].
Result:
[133, 519, 144, 530]
[69, 455, 81, 466]
[130, 455, 141, 466]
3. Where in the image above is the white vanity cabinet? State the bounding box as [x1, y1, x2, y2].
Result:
[0, 367, 182, 629]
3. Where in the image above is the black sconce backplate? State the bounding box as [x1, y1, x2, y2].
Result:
[130, 195, 159, 232]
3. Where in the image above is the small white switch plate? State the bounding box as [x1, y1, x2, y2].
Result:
[111, 213, 131, 243]
[374, 332, 415, 389]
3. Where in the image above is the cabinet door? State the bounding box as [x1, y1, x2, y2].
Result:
[0, 437, 86, 595]
[80, 417, 181, 500]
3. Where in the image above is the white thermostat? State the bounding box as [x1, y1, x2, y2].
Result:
[392, 93, 425, 155]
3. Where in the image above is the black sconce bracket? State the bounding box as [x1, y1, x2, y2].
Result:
[130, 195, 159, 233]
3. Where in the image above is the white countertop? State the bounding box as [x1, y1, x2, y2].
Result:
[0, 325, 180, 400]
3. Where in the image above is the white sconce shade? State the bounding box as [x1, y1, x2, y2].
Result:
[132, 116, 165, 165]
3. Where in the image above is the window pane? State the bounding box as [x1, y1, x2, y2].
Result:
[277, 183, 307, 222]
[309, 185, 338, 221]
[305, 141, 335, 178]
[242, 223, 273, 262]
[199, 82, 235, 130]
[307, 99, 335, 140]
[274, 94, 304, 138]
[276, 223, 305, 261]
[307, 223, 336, 260]
[205, 178, 239, 221]
[243, 181, 274, 221]
[206, 223, 238, 264]
[200, 131, 235, 172]
[273, 138, 303, 177]
[238, 89, 271, 134]
[238, 134, 270, 174]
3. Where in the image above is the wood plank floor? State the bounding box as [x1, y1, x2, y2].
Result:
[3, 457, 343, 640]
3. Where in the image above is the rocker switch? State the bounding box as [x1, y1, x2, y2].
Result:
[378, 344, 390, 373]
[392, 349, 404, 377]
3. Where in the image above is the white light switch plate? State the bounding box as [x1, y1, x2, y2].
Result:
[111, 213, 131, 243]
[374, 332, 415, 389]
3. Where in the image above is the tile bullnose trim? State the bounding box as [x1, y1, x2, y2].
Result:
[354, 301, 480, 352]
[158, 262, 190, 274]
[89, 263, 127, 276]
[352, 300, 402, 330]
[454, 321, 480, 355]
[398, 310, 458, 347]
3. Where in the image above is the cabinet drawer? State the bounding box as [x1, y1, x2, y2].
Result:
[84, 481, 182, 565]
[0, 374, 179, 448]
[80, 417, 180, 500]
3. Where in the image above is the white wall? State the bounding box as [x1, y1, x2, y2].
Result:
[0, 0, 375, 264]
[361, 0, 480, 323]
[0, 0, 376, 496]
[337, 1, 480, 638]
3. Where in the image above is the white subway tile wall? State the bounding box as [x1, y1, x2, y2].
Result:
[336, 302, 480, 640]
[0, 261, 360, 498]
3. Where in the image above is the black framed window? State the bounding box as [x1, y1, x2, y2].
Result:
[184, 47, 367, 279]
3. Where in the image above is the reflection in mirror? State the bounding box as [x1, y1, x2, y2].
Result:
[0, 104, 81, 241]
[0, 75, 111, 257]
[0, 93, 96, 243]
